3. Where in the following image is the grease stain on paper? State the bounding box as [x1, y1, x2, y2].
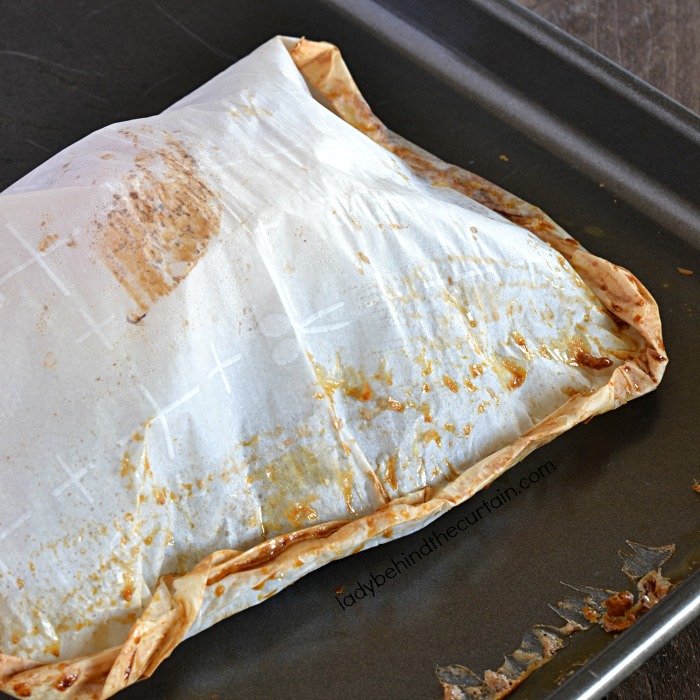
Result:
[97, 130, 222, 319]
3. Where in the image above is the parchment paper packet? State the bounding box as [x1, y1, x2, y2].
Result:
[0, 37, 666, 698]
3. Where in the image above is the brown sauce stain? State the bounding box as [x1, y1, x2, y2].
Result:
[54, 674, 78, 692]
[358, 251, 370, 264]
[511, 331, 533, 359]
[341, 470, 357, 515]
[98, 131, 222, 317]
[44, 640, 61, 657]
[442, 290, 477, 327]
[230, 95, 272, 119]
[470, 363, 483, 378]
[463, 378, 478, 392]
[209, 522, 346, 583]
[384, 454, 398, 490]
[246, 444, 329, 537]
[386, 397, 405, 412]
[43, 351, 57, 369]
[574, 349, 613, 370]
[309, 355, 359, 426]
[345, 380, 373, 402]
[417, 348, 433, 376]
[500, 357, 527, 389]
[442, 374, 459, 393]
[412, 400, 433, 423]
[214, 583, 225, 596]
[38, 232, 59, 252]
[372, 357, 393, 386]
[36, 303, 50, 335]
[13, 684, 32, 698]
[252, 573, 276, 591]
[422, 430, 442, 448]
[286, 503, 319, 526]
[444, 460, 460, 479]
[121, 572, 135, 602]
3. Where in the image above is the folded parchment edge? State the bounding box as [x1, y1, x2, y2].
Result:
[0, 38, 667, 700]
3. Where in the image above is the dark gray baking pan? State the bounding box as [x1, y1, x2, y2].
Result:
[1, 0, 698, 698]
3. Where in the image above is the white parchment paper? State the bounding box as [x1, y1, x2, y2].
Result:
[0, 36, 644, 666]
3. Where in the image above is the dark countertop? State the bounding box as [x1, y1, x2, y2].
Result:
[518, 3, 700, 699]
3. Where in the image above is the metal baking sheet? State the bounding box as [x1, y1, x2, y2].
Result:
[1, 0, 699, 698]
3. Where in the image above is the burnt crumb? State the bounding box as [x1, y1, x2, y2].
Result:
[435, 541, 674, 699]
[601, 569, 672, 633]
